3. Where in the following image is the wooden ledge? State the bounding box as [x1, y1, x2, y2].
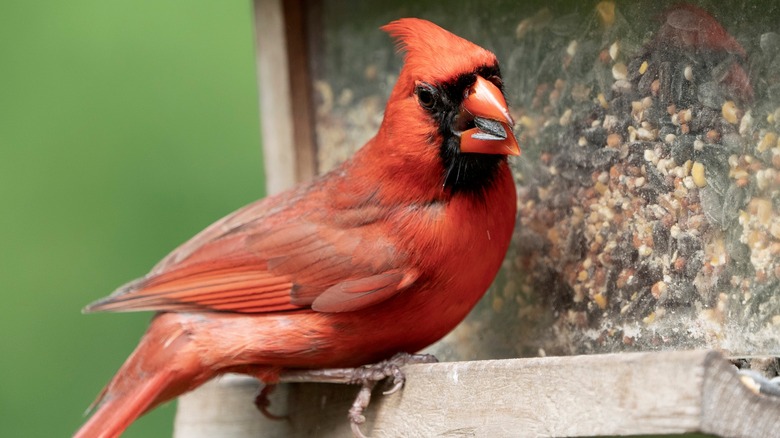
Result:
[175, 350, 780, 437]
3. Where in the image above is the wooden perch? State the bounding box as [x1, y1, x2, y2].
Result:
[174, 350, 780, 437]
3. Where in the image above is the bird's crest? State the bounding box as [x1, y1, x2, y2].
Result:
[382, 18, 497, 88]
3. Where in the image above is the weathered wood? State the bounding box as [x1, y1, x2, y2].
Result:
[174, 374, 289, 438]
[253, 0, 316, 195]
[174, 351, 780, 437]
[281, 0, 317, 183]
[701, 355, 780, 437]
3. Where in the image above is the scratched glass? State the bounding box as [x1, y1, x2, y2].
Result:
[309, 0, 780, 358]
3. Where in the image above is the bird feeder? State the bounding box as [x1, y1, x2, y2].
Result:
[174, 1, 780, 436]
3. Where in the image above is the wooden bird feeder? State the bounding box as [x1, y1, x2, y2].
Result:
[174, 1, 780, 436]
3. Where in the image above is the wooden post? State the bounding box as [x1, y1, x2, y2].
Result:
[253, 0, 316, 195]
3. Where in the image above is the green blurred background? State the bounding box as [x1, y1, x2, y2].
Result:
[0, 1, 263, 436]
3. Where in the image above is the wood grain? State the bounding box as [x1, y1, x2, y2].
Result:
[253, 0, 316, 195]
[174, 351, 780, 437]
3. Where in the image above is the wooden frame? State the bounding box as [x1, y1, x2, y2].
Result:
[253, 0, 316, 195]
[175, 351, 780, 437]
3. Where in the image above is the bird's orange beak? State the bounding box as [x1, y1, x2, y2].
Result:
[459, 76, 520, 156]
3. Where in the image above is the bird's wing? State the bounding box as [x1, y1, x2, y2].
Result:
[85, 195, 419, 314]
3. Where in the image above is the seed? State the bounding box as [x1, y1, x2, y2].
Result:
[751, 198, 773, 226]
[771, 222, 780, 239]
[679, 109, 692, 123]
[559, 108, 572, 126]
[598, 93, 609, 109]
[731, 169, 749, 181]
[549, 88, 561, 105]
[609, 41, 619, 61]
[566, 40, 578, 57]
[674, 257, 687, 272]
[607, 133, 622, 148]
[628, 126, 637, 141]
[651, 79, 660, 95]
[739, 110, 753, 135]
[722, 101, 740, 124]
[692, 162, 707, 187]
[684, 65, 693, 81]
[651, 281, 668, 298]
[644, 149, 658, 164]
[593, 292, 608, 310]
[758, 132, 777, 153]
[597, 1, 616, 26]
[582, 257, 593, 270]
[612, 62, 628, 80]
[637, 127, 656, 141]
[757, 169, 772, 189]
[603, 114, 618, 131]
[773, 107, 780, 125]
[639, 60, 649, 74]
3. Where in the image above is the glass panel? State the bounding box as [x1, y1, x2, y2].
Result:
[309, 0, 780, 359]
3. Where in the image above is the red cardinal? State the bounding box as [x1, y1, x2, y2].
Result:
[75, 18, 519, 438]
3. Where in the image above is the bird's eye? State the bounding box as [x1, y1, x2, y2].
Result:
[415, 82, 437, 110]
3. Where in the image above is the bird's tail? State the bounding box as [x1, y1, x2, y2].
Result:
[73, 314, 206, 438]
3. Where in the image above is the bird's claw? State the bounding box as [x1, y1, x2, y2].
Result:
[348, 380, 376, 438]
[253, 384, 289, 421]
[382, 376, 404, 396]
[345, 353, 438, 437]
[277, 352, 437, 437]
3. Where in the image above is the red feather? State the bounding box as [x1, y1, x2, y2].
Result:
[75, 18, 517, 438]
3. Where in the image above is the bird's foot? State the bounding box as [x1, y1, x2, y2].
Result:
[253, 383, 289, 421]
[343, 353, 438, 438]
[278, 352, 438, 438]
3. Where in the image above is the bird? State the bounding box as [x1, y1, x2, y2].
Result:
[74, 17, 519, 438]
